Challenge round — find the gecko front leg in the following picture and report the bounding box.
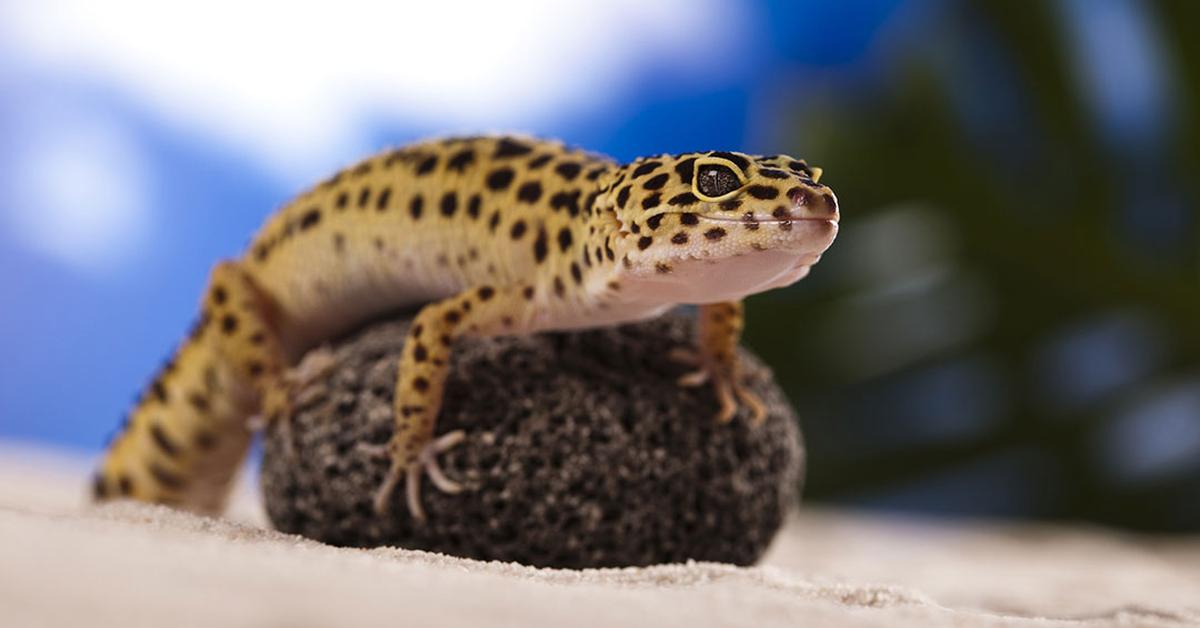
[373,284,532,520]
[675,301,767,425]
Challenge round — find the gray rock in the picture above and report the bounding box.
[260,312,804,567]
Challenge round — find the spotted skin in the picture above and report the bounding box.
[94,136,839,519]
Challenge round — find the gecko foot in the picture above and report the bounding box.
[370,430,466,520]
[258,347,339,459]
[675,354,767,425]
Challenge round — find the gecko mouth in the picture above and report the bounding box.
[699,212,836,226]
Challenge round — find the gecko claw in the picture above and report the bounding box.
[373,430,466,520]
[669,347,701,366]
[675,354,767,425]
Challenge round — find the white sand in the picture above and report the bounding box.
[2,442,1198,627]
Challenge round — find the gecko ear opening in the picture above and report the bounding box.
[692,157,746,201]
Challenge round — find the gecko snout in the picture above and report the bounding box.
[788,185,839,222]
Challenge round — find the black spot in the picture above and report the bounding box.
[92,474,108,499]
[517,181,543,204]
[533,227,549,263]
[151,379,168,403]
[554,161,582,181]
[643,173,669,190]
[416,155,438,175]
[443,310,462,324]
[467,194,481,220]
[188,391,210,412]
[300,207,321,230]
[637,236,653,250]
[822,192,838,213]
[582,191,599,217]
[788,160,813,176]
[668,192,698,207]
[586,166,607,181]
[383,149,405,167]
[759,168,789,179]
[772,206,790,220]
[708,151,751,170]
[448,149,475,172]
[358,186,371,208]
[557,227,573,252]
[117,475,133,496]
[410,195,424,220]
[570,262,583,284]
[150,424,180,458]
[335,191,349,210]
[440,192,458,217]
[746,185,779,200]
[671,231,689,244]
[486,168,515,191]
[412,377,430,392]
[149,463,185,490]
[221,314,238,335]
[477,286,495,301]
[616,185,631,208]
[641,193,661,210]
[195,431,217,450]
[528,154,553,169]
[549,190,581,215]
[554,276,566,297]
[645,214,664,230]
[413,344,428,362]
[376,188,391,211]
[523,286,535,300]
[719,198,743,212]
[697,164,741,198]
[630,222,640,234]
[704,227,727,240]
[655,262,672,274]
[680,212,699,225]
[511,220,527,239]
[631,160,662,178]
[494,138,533,158]
[674,157,697,185]
[211,285,227,305]
[489,211,501,233]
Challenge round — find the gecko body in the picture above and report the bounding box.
[94,135,839,517]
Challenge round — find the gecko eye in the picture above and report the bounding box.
[693,158,745,200]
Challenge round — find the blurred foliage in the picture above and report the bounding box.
[745,0,1200,531]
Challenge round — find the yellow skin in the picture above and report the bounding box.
[93,136,840,519]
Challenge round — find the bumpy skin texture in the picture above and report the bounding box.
[93,135,838,516]
[261,314,803,567]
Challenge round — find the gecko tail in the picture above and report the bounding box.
[92,322,256,514]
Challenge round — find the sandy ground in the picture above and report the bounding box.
[2,442,1199,628]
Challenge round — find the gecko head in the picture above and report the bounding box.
[606,151,839,304]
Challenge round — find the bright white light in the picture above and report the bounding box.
[2,108,152,275]
[0,0,742,183]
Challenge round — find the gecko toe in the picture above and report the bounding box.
[375,431,467,520]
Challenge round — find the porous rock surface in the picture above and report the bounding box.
[261,312,804,568]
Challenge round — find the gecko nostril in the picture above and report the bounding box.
[787,186,809,207]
